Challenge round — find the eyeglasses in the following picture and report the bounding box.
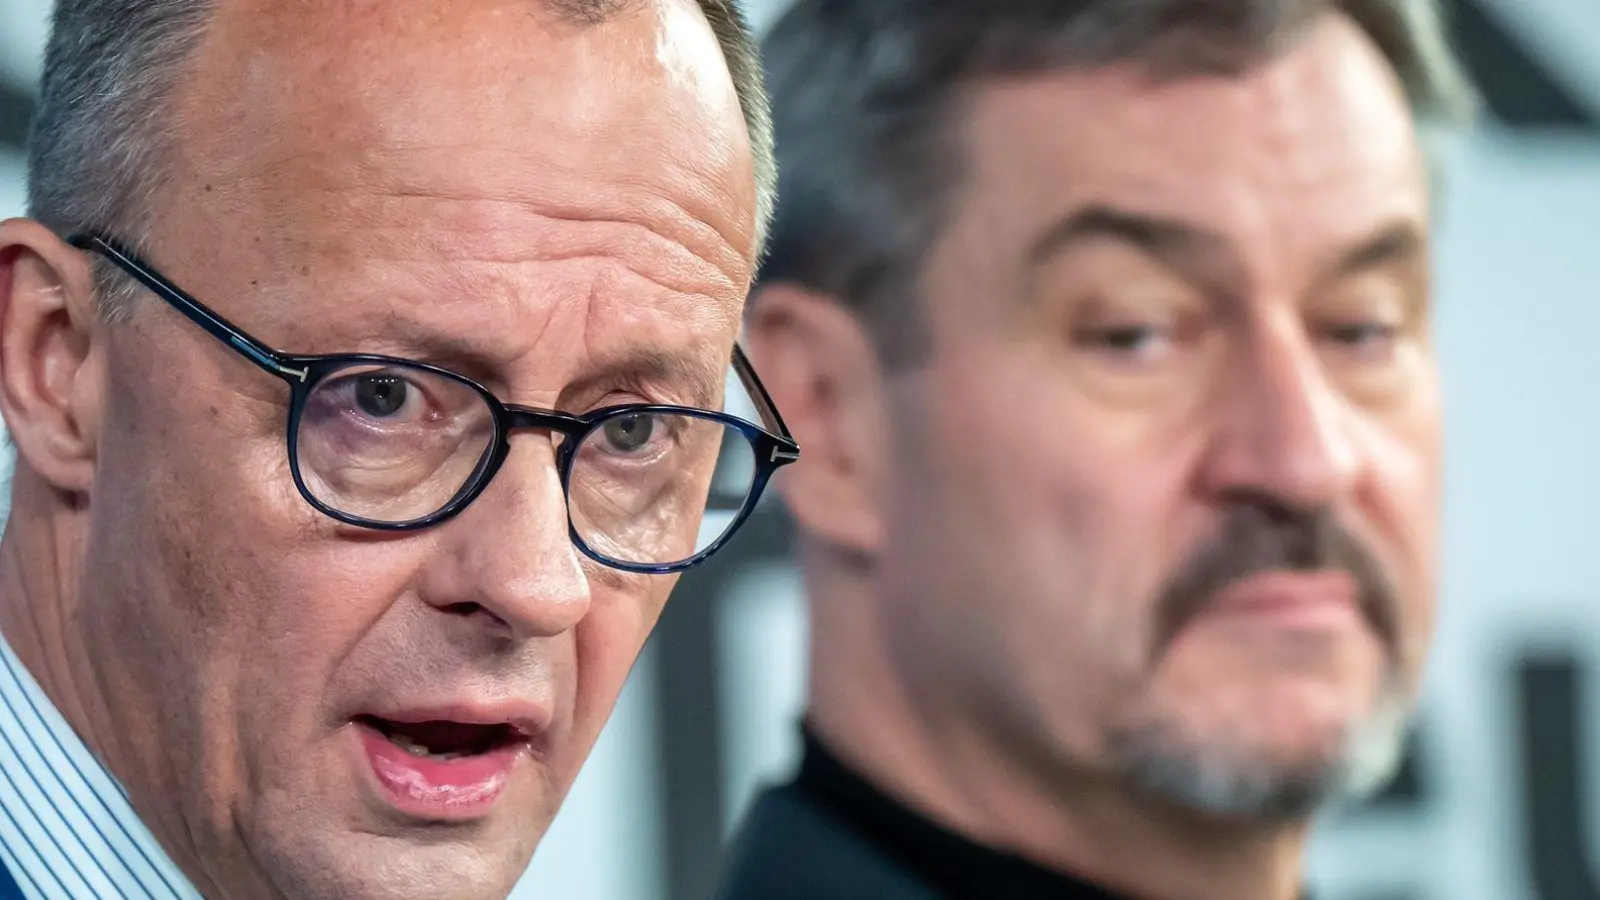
[68,232,800,574]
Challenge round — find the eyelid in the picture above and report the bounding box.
[1072,303,1207,342]
[1067,278,1211,320]
[1310,310,1410,345]
[1314,270,1420,317]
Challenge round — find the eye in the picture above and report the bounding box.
[353,373,414,419]
[313,367,442,428]
[1314,308,1409,368]
[1061,280,1206,373]
[1075,323,1174,359]
[1313,272,1418,367]
[1323,321,1400,352]
[1069,307,1203,371]
[600,414,660,455]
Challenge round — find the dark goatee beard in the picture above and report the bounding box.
[1112,498,1412,821]
[1106,676,1412,823]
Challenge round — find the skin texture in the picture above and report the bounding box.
[0,0,756,898]
[750,12,1435,900]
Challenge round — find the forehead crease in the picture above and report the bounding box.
[314,250,730,340]
[367,160,750,290]
[242,181,744,316]
[966,23,1424,264]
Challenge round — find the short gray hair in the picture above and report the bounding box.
[25,0,774,318]
[26,0,212,318]
[757,0,1478,368]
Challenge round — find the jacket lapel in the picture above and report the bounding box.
[0,855,24,900]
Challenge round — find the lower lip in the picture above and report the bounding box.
[353,722,525,822]
[1205,571,1363,629]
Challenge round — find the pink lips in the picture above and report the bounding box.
[1204,570,1363,630]
[352,718,531,822]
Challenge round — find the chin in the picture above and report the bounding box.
[247,810,542,900]
[267,843,532,900]
[1107,677,1414,822]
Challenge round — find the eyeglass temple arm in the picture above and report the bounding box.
[71,233,801,428]
[66,233,310,383]
[731,342,796,448]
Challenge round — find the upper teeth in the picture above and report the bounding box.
[390,734,431,756]
[390,733,469,760]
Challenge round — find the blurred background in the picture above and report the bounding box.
[2,0,1599,898]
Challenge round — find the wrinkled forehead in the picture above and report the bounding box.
[172,0,753,239]
[953,12,1428,285]
[142,0,754,388]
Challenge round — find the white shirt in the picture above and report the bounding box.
[0,632,200,899]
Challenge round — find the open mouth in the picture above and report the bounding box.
[351,709,540,819]
[355,714,527,761]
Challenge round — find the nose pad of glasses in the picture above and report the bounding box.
[502,407,584,432]
[500,407,587,468]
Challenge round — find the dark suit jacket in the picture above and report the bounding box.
[0,858,24,900]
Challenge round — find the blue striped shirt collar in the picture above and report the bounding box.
[0,631,200,899]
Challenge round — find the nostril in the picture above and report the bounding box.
[437,602,513,634]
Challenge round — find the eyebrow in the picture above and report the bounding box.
[566,346,727,410]
[1027,204,1428,295]
[1027,204,1243,294]
[1320,221,1428,283]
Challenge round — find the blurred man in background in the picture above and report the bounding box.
[722,0,1475,897]
[0,0,794,898]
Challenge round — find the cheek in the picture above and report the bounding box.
[99,381,363,673]
[90,348,413,752]
[1005,438,1210,711]
[86,355,290,680]
[90,342,310,623]
[944,354,1205,641]
[561,571,668,773]
[78,402,365,835]
[1359,410,1441,667]
[884,357,1203,723]
[238,544,417,705]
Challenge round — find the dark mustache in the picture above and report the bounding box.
[1152,502,1400,660]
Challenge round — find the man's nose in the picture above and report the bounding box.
[1198,316,1361,510]
[421,436,592,641]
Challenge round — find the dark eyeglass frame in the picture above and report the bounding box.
[67,231,800,575]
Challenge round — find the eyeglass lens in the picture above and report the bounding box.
[292,362,759,567]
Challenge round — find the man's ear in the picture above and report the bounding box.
[746,282,888,558]
[0,219,105,493]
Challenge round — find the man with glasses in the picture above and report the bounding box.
[721,0,1474,898]
[0,0,786,898]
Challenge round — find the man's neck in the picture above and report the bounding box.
[0,484,107,766]
[806,566,1309,900]
[0,479,233,900]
